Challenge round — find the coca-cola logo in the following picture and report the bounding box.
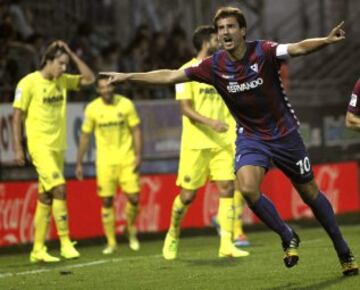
[137,177,161,232]
[291,165,339,219]
[113,192,127,233]
[0,183,38,245]
[113,176,162,233]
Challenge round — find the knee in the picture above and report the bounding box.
[218,182,235,198]
[237,182,258,197]
[127,194,139,206]
[102,197,113,208]
[237,183,260,204]
[295,180,319,204]
[180,189,196,205]
[38,193,52,205]
[51,185,66,200]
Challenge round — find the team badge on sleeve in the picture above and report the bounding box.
[349,93,358,107]
[175,83,185,93]
[15,89,22,101]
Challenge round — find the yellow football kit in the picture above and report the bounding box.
[163,58,249,261]
[175,58,236,190]
[13,71,81,192]
[82,95,141,196]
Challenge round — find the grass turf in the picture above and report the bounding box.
[0,224,359,290]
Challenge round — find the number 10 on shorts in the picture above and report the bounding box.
[296,157,311,175]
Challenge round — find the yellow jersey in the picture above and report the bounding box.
[82,95,140,165]
[13,71,80,151]
[175,58,235,149]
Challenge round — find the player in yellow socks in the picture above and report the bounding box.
[162,26,249,260]
[13,41,95,263]
[76,77,142,255]
[211,125,250,247]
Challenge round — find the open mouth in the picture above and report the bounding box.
[223,36,233,46]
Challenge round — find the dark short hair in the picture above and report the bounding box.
[213,7,247,31]
[40,43,67,68]
[192,25,216,52]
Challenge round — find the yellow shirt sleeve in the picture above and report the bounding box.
[82,105,95,133]
[126,100,140,128]
[13,77,32,112]
[62,74,81,91]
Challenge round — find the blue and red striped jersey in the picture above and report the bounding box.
[347,79,360,116]
[185,40,300,140]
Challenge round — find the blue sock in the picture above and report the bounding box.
[306,192,349,256]
[249,194,293,243]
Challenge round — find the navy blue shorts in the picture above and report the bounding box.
[235,130,314,184]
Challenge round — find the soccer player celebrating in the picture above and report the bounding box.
[13,41,95,262]
[161,25,249,259]
[101,7,358,276]
[345,78,360,131]
[75,77,142,255]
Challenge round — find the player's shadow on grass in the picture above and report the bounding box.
[266,276,354,290]
[182,257,245,268]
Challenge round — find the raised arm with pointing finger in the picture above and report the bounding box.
[103,6,358,276]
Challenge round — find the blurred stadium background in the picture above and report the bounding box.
[0,0,360,286]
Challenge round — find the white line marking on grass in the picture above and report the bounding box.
[0,254,162,279]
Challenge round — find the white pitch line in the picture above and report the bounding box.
[0,254,162,279]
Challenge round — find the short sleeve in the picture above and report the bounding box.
[82,105,95,133]
[13,77,32,112]
[348,79,360,115]
[260,40,286,66]
[126,100,141,128]
[62,74,81,91]
[184,56,213,85]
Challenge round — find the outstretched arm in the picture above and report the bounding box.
[100,69,189,85]
[287,21,345,57]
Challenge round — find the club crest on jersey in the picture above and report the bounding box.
[184,175,191,183]
[349,93,357,107]
[221,74,236,80]
[250,63,259,73]
[227,77,264,93]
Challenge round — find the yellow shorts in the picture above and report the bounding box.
[96,162,140,197]
[176,145,235,190]
[29,149,65,193]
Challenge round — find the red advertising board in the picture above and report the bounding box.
[0,162,359,247]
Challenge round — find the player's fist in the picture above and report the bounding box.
[14,148,25,166]
[210,120,229,133]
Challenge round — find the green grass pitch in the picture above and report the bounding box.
[0,225,359,290]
